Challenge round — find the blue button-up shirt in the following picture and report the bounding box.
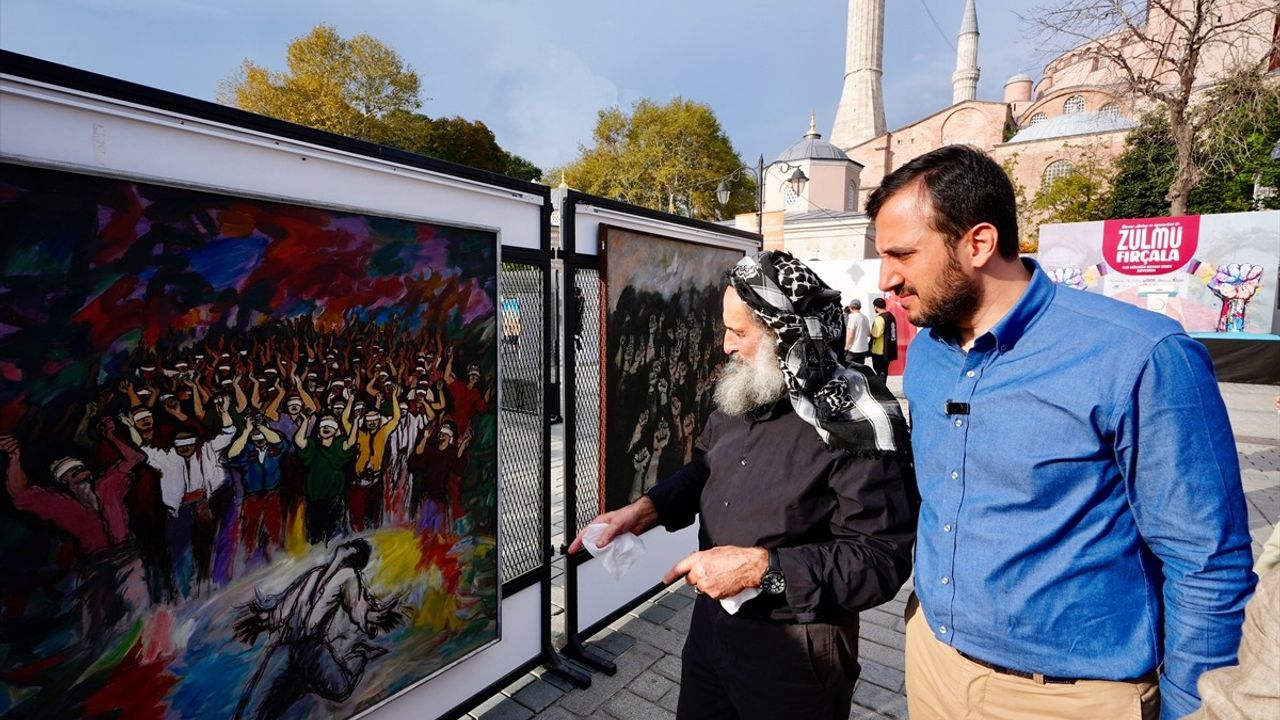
[226,440,285,495]
[906,260,1254,719]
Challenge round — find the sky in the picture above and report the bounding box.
[0,0,1046,174]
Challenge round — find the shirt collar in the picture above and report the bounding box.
[927,258,1053,352]
[746,395,791,422]
[987,258,1054,350]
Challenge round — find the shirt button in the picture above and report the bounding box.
[939,625,948,634]
[966,370,975,378]
[954,419,963,428]
[724,500,730,507]
[943,524,952,532]
[950,471,959,479]
[941,576,950,585]
[739,458,746,466]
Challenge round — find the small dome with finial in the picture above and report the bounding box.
[776,112,851,163]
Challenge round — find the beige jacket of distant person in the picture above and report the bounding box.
[1181,567,1279,719]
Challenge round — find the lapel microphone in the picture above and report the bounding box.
[944,401,970,416]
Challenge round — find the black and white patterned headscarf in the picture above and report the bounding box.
[727,251,908,455]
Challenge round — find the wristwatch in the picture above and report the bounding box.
[760,548,787,595]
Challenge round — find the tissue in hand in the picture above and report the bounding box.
[581,523,646,580]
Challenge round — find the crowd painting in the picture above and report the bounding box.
[0,163,500,719]
[598,225,743,512]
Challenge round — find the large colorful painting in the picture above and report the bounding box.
[0,163,500,719]
[598,226,742,512]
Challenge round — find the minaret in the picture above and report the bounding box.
[830,0,886,150]
[952,0,980,104]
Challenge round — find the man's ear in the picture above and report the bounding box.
[965,222,1001,270]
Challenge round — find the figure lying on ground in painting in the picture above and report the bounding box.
[232,538,411,720]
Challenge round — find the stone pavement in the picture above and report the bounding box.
[468,380,1280,720]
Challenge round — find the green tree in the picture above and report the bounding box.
[1194,67,1280,213]
[376,112,544,180]
[502,153,543,183]
[1031,144,1113,226]
[218,24,421,139]
[1105,114,1177,219]
[553,98,756,220]
[1026,0,1276,215]
[219,25,543,182]
[1106,68,1280,218]
[1000,155,1039,254]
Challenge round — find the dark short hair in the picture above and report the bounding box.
[866,145,1019,260]
[872,298,887,309]
[339,538,372,570]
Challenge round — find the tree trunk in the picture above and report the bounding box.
[1165,103,1201,217]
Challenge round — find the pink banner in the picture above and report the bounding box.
[1102,216,1200,275]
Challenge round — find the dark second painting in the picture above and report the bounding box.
[599,225,742,512]
[0,163,500,719]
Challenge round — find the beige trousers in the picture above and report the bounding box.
[904,594,1160,720]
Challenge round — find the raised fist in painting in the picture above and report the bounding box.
[1207,263,1263,333]
[1047,266,1086,291]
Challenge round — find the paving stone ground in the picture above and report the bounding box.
[470,380,1280,719]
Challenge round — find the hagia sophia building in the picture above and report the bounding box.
[736,0,1280,262]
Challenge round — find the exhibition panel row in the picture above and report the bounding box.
[0,51,761,720]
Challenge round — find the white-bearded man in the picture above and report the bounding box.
[571,251,918,720]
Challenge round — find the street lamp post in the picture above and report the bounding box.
[716,154,809,235]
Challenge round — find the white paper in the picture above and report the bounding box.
[582,523,646,580]
[719,587,760,615]
[582,523,761,613]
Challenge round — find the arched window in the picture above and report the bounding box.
[1029,112,1048,126]
[1063,95,1085,114]
[1099,102,1121,119]
[1043,160,1075,185]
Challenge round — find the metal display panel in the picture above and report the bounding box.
[0,52,567,720]
[560,190,759,672]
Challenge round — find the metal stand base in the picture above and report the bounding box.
[542,643,591,688]
[564,635,617,675]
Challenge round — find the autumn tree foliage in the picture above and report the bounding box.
[553,98,757,221]
[218,25,541,181]
[1025,0,1278,215]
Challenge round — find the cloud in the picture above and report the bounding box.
[488,41,618,171]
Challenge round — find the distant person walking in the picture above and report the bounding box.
[843,300,870,366]
[868,297,897,379]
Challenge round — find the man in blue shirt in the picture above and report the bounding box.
[866,145,1254,720]
[227,417,286,564]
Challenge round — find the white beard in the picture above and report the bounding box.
[713,340,787,416]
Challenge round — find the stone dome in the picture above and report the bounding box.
[1005,73,1033,85]
[775,114,852,163]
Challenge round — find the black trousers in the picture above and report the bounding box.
[870,353,891,380]
[677,594,860,720]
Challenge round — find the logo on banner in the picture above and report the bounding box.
[1102,216,1200,275]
